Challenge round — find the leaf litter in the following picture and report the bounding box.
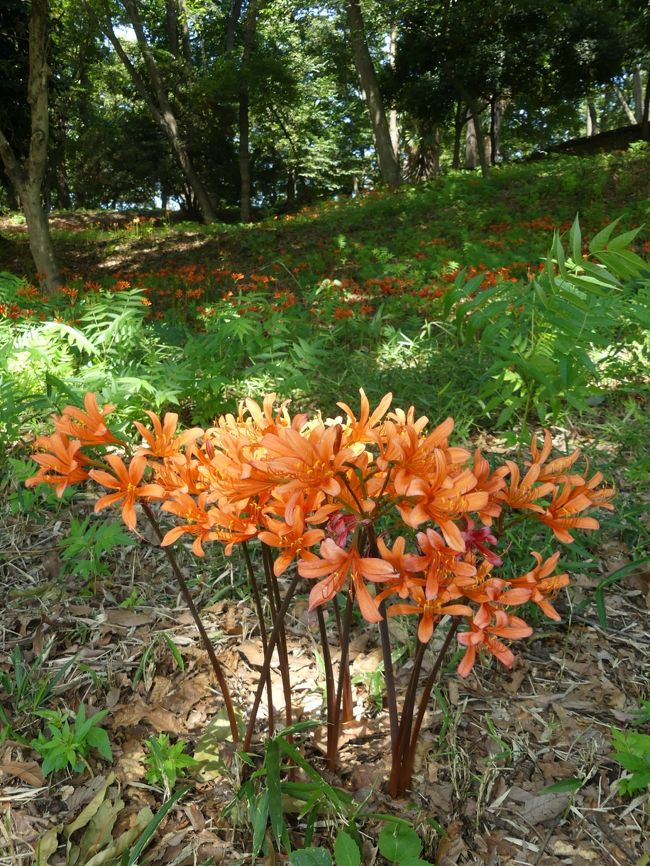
[0,431,648,866]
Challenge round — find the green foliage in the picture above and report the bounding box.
[610,728,650,795]
[0,644,76,740]
[59,516,135,589]
[144,734,198,798]
[443,216,650,426]
[31,704,113,775]
[378,821,434,866]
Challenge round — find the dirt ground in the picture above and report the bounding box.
[0,490,648,866]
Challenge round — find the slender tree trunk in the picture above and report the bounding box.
[642,71,650,139]
[490,97,506,164]
[466,98,489,176]
[388,20,399,161]
[586,101,597,137]
[452,100,464,169]
[239,93,251,222]
[633,65,644,124]
[613,81,637,125]
[0,0,60,292]
[464,113,477,169]
[346,0,400,187]
[106,0,217,223]
[238,0,258,223]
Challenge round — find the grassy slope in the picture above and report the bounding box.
[1,150,648,434]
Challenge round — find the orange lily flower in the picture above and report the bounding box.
[388,586,472,643]
[536,483,600,542]
[26,433,89,497]
[509,551,569,620]
[495,461,555,513]
[53,392,121,445]
[336,388,393,444]
[134,411,203,458]
[529,430,582,483]
[207,503,258,554]
[161,492,216,556]
[409,528,476,600]
[298,539,397,622]
[457,606,532,678]
[259,507,325,575]
[89,454,164,530]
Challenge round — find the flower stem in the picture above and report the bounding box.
[261,543,293,730]
[389,637,426,798]
[142,502,239,742]
[316,607,336,771]
[241,542,274,736]
[331,590,354,763]
[243,575,300,752]
[333,596,353,722]
[399,620,460,796]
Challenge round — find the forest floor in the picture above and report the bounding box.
[1,152,649,865]
[1,451,648,866]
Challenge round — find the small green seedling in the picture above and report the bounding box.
[611,728,650,795]
[145,734,197,798]
[31,704,113,775]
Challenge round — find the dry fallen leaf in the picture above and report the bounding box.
[0,760,45,787]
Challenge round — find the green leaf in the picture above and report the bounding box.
[266,739,284,849]
[122,785,189,866]
[334,829,360,866]
[378,822,422,863]
[569,214,582,263]
[289,848,333,866]
[251,790,269,859]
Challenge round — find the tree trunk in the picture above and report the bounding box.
[464,113,477,169]
[108,0,217,223]
[633,65,644,124]
[388,20,399,161]
[613,82,636,125]
[239,92,251,222]
[586,101,598,137]
[346,0,400,188]
[465,97,489,177]
[490,97,506,164]
[0,0,60,292]
[238,0,258,223]
[452,100,464,169]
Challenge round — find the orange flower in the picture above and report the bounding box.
[259,507,324,575]
[536,483,600,543]
[90,454,164,530]
[54,392,121,446]
[336,388,392,444]
[509,551,569,620]
[298,539,396,622]
[26,433,89,497]
[529,430,582,483]
[457,606,532,678]
[388,585,472,643]
[160,492,216,556]
[409,528,476,600]
[134,411,203,458]
[495,461,554,513]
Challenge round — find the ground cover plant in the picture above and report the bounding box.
[0,151,648,865]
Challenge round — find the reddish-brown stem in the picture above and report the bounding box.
[261,543,293,730]
[316,607,337,770]
[332,590,354,761]
[243,575,300,752]
[398,620,460,796]
[389,638,427,798]
[365,523,398,752]
[241,542,274,736]
[142,502,239,742]
[333,596,354,722]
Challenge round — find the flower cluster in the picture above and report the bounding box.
[27,391,613,679]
